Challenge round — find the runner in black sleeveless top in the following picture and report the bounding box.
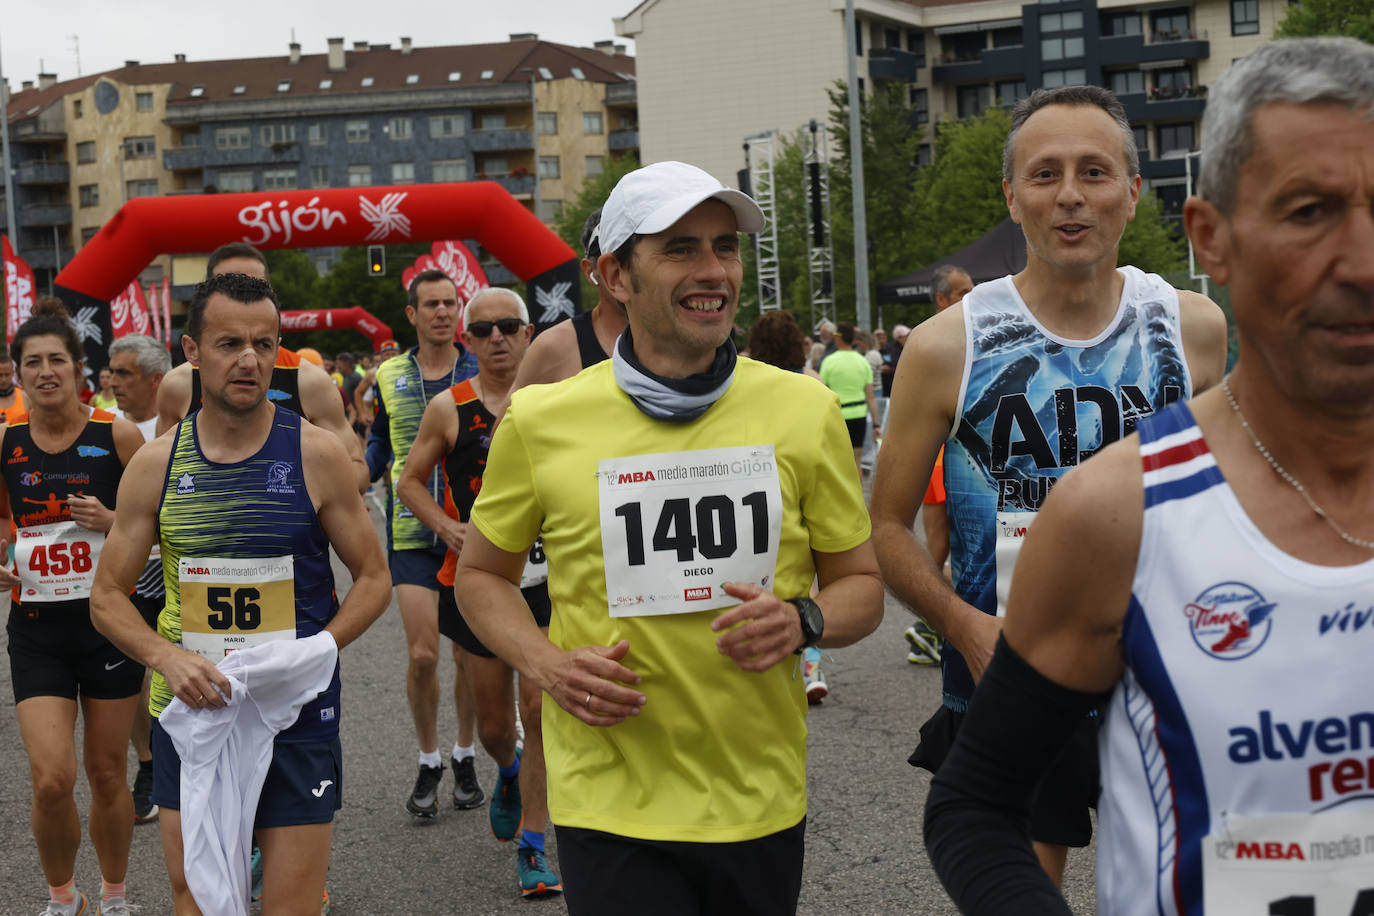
[570,311,608,369]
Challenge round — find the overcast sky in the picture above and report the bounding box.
[2,0,638,88]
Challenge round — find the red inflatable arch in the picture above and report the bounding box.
[52,182,580,369]
[280,307,392,351]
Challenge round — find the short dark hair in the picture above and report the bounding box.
[186,273,281,342]
[582,207,603,260]
[836,322,856,345]
[408,268,455,308]
[12,296,84,365]
[206,242,269,280]
[336,351,355,365]
[1003,85,1139,181]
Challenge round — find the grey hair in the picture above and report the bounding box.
[1199,37,1374,214]
[932,264,971,297]
[1003,85,1139,182]
[462,287,530,332]
[108,333,172,376]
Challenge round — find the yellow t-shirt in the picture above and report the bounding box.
[471,356,871,842]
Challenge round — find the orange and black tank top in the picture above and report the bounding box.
[190,346,303,416]
[436,379,494,587]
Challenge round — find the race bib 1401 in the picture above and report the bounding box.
[598,445,782,617]
[1203,809,1374,916]
[179,556,296,660]
[15,521,104,602]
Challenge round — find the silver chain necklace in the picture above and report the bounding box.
[1222,375,1374,550]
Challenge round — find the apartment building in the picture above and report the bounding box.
[616,0,1282,216]
[2,35,638,293]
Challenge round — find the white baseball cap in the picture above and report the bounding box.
[598,161,765,255]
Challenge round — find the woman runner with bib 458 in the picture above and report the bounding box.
[1,298,146,916]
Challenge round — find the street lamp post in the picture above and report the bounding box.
[518,67,543,222]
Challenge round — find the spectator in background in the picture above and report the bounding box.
[880,325,910,397]
[748,310,815,378]
[816,319,838,369]
[819,322,881,472]
[92,366,119,412]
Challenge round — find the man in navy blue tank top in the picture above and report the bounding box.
[922,38,1374,915]
[873,84,1229,886]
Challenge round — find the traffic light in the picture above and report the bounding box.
[367,245,386,277]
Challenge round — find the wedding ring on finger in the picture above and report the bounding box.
[585,692,593,710]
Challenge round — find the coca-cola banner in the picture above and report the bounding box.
[279,306,392,351]
[3,235,36,344]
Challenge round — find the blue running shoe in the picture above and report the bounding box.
[517,846,563,898]
[489,751,523,842]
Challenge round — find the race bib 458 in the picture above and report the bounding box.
[598,446,782,617]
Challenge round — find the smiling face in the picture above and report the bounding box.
[18,334,81,410]
[600,200,742,377]
[1004,103,1141,278]
[1188,102,1374,406]
[408,277,461,348]
[185,293,281,415]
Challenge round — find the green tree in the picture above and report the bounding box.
[1117,192,1189,276]
[1277,0,1374,43]
[281,243,431,354]
[552,153,640,310]
[907,106,1012,265]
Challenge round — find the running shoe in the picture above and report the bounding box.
[489,751,523,842]
[904,620,942,665]
[97,898,137,915]
[406,763,445,819]
[41,893,87,916]
[451,756,485,810]
[802,648,828,705]
[516,846,563,898]
[250,846,263,901]
[132,761,157,824]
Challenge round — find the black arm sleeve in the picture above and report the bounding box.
[923,635,1113,915]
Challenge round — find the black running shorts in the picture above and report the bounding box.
[7,606,144,703]
[843,416,867,448]
[910,704,1099,848]
[439,581,551,658]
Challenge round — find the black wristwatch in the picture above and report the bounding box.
[788,597,825,652]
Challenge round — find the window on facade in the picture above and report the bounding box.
[1042,68,1087,88]
[586,155,604,177]
[479,112,506,130]
[392,162,416,184]
[448,71,462,82]
[405,74,420,85]
[570,67,586,80]
[360,77,375,87]
[1154,182,1187,219]
[73,99,83,118]
[1103,12,1142,36]
[261,123,297,145]
[136,92,153,111]
[263,168,298,190]
[1110,70,1145,95]
[308,123,326,145]
[582,112,604,134]
[276,80,291,93]
[126,179,159,198]
[1231,0,1260,34]
[1132,125,1149,157]
[916,144,933,167]
[945,32,985,63]
[347,165,372,186]
[910,87,929,124]
[1154,66,1193,97]
[535,112,558,135]
[1041,11,1084,32]
[908,30,926,67]
[1157,122,1195,153]
[432,159,468,182]
[957,85,990,119]
[1042,35,1086,60]
[79,184,99,207]
[190,86,206,97]
[885,27,901,48]
[430,115,465,138]
[482,157,509,176]
[538,199,563,221]
[124,136,156,159]
[389,117,413,140]
[1151,8,1191,40]
[310,165,330,188]
[319,79,333,91]
[217,171,253,192]
[539,67,554,80]
[183,132,201,148]
[217,127,250,150]
[76,141,96,164]
[997,80,1028,106]
[538,156,561,179]
[232,85,246,95]
[81,226,100,244]
[480,70,494,80]
[991,27,1023,48]
[345,120,369,143]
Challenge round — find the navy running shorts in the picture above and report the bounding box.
[150,719,343,827]
[439,581,551,658]
[7,606,144,703]
[556,819,806,916]
[388,546,446,590]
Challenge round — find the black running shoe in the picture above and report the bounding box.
[133,760,158,823]
[405,763,444,818]
[452,756,485,810]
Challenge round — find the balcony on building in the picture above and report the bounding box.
[202,144,303,168]
[18,244,76,270]
[17,203,73,227]
[469,128,533,152]
[1100,26,1209,67]
[488,173,536,196]
[605,83,637,107]
[17,160,70,185]
[931,22,1025,83]
[1117,88,1207,122]
[869,48,917,83]
[164,146,206,170]
[608,128,639,152]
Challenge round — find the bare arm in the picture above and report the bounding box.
[68,416,147,534]
[396,395,462,551]
[0,433,19,589]
[865,382,881,438]
[302,423,390,649]
[457,527,647,727]
[91,438,234,706]
[512,323,582,392]
[352,368,376,420]
[1178,289,1229,394]
[871,306,1002,680]
[299,359,368,493]
[155,362,193,436]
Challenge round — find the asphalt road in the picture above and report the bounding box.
[0,501,1098,915]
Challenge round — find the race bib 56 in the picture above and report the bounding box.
[179,556,295,660]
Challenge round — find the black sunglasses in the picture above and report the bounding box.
[466,318,525,338]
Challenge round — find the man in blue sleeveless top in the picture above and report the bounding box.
[923,37,1374,915]
[93,273,390,916]
[872,85,1228,886]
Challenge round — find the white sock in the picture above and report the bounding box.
[452,742,475,763]
[419,749,442,768]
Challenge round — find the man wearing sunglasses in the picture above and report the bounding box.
[365,269,483,820]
